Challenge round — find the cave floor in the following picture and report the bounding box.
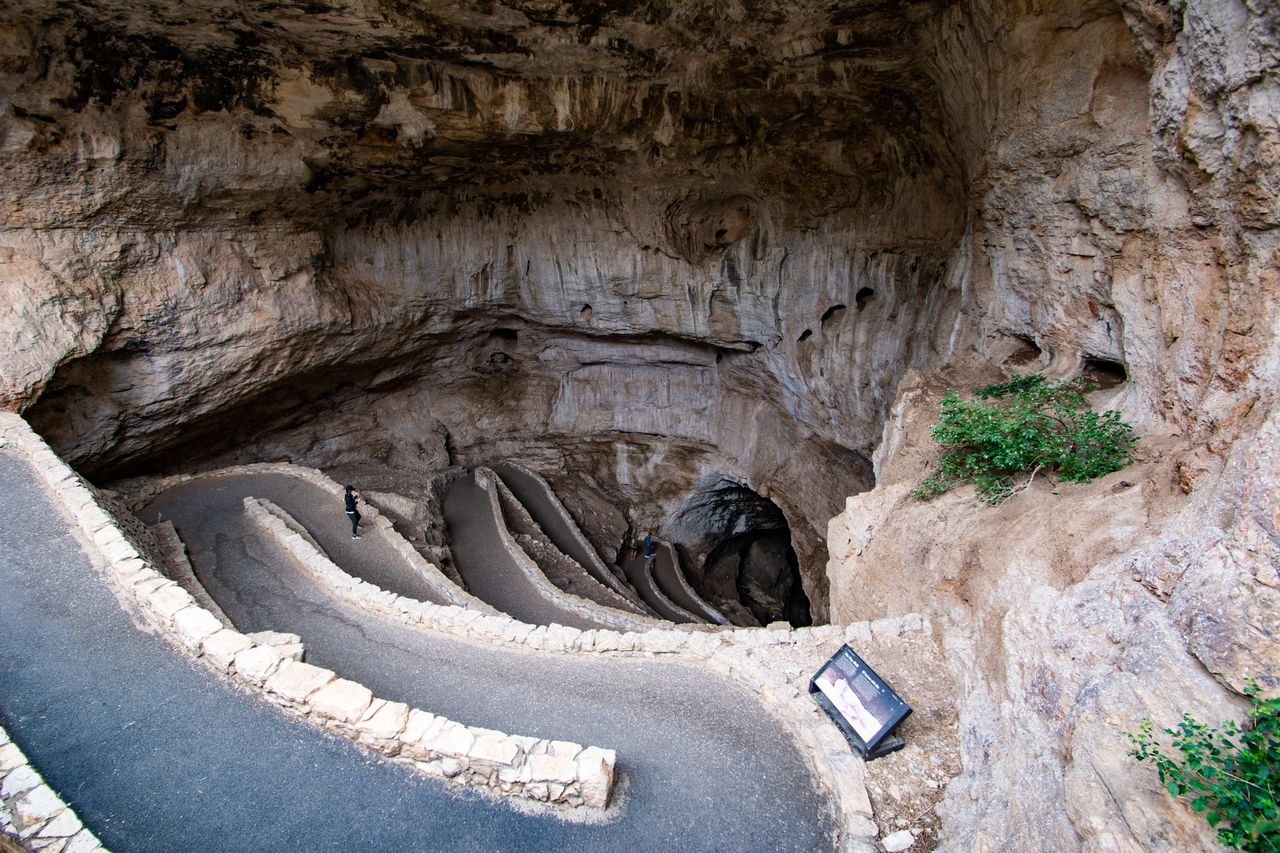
[0,453,836,851]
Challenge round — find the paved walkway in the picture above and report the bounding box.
[139,468,835,851]
[0,451,593,852]
[442,472,612,630]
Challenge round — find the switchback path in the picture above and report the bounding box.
[442,472,612,630]
[139,468,835,851]
[0,450,597,853]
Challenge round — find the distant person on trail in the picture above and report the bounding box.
[642,531,656,570]
[344,485,362,539]
[625,532,639,561]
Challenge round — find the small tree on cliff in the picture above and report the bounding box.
[912,374,1138,504]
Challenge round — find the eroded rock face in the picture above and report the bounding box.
[1,0,1278,848]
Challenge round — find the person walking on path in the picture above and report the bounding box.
[344,485,362,539]
[642,531,656,571]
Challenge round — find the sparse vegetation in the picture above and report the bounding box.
[913,374,1138,504]
[1127,686,1280,852]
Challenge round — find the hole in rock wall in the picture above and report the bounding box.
[821,304,847,327]
[798,328,813,343]
[855,288,875,311]
[1081,357,1127,389]
[1003,334,1043,367]
[673,477,810,628]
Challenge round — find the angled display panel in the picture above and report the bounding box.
[809,644,911,760]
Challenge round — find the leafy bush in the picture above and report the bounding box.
[1127,687,1280,852]
[912,374,1137,504]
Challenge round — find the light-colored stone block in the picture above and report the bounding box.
[0,742,24,771]
[147,584,196,619]
[233,645,283,683]
[427,721,476,757]
[469,735,519,766]
[101,539,139,564]
[202,629,254,671]
[246,630,302,647]
[265,660,335,704]
[172,606,222,649]
[37,807,82,839]
[2,764,41,797]
[402,709,437,745]
[548,740,582,760]
[15,786,64,824]
[359,701,409,741]
[64,828,101,853]
[576,747,616,808]
[528,753,577,784]
[309,678,373,723]
[881,829,915,852]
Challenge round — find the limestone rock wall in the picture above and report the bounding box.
[823,0,1279,847]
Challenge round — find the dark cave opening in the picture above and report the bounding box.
[674,477,812,628]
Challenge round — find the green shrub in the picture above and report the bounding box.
[1127,687,1280,852]
[912,374,1137,504]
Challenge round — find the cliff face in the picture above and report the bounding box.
[1,0,1277,846]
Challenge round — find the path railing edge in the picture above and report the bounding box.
[6,422,920,852]
[0,417,615,813]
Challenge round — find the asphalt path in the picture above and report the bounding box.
[620,552,697,623]
[141,468,835,851]
[1,450,647,853]
[442,473,611,630]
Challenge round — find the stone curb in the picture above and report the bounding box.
[475,467,675,633]
[655,541,732,625]
[150,519,233,628]
[493,462,650,608]
[5,416,930,851]
[135,462,497,614]
[0,723,108,852]
[0,417,614,812]
[240,473,932,852]
[491,470,650,618]
[637,548,703,623]
[243,495,616,807]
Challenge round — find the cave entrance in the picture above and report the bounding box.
[674,477,812,628]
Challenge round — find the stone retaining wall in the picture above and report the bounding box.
[1,416,614,813]
[240,467,912,852]
[10,416,916,852]
[150,520,232,628]
[475,467,673,633]
[0,724,107,853]
[656,542,732,625]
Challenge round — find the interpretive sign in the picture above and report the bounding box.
[809,644,911,760]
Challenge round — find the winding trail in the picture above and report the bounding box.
[620,552,699,623]
[653,544,732,626]
[136,468,834,850]
[442,472,612,630]
[492,463,639,605]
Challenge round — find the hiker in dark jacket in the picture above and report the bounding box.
[344,485,362,539]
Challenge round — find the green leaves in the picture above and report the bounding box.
[912,374,1138,504]
[1127,685,1280,852]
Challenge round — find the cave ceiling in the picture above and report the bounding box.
[3,0,961,226]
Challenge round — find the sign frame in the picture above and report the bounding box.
[808,644,911,760]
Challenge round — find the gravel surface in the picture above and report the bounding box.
[140,468,836,851]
